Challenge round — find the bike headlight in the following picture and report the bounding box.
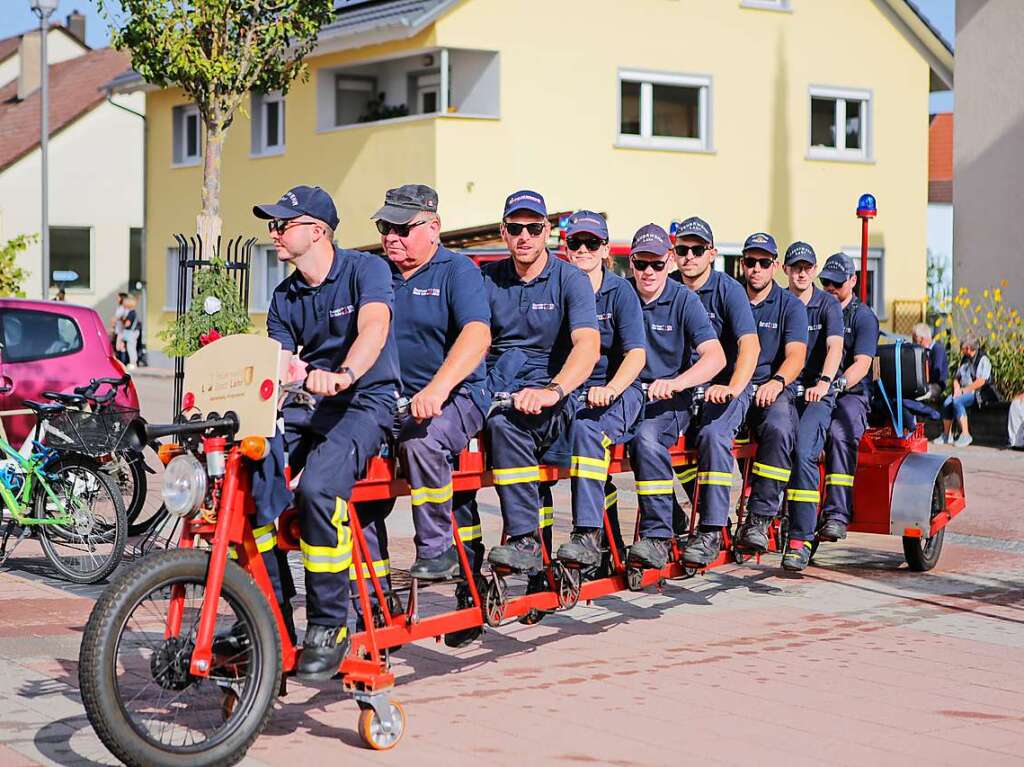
[162,454,208,518]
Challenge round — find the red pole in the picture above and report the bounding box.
[860,216,869,304]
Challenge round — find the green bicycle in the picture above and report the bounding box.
[0,400,127,584]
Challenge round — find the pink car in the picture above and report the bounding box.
[0,299,140,448]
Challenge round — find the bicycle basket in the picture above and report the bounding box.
[42,406,141,456]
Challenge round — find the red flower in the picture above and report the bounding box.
[200,328,222,347]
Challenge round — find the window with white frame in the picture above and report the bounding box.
[840,246,885,318]
[251,91,285,155]
[251,246,291,312]
[334,75,378,127]
[618,70,711,151]
[809,87,871,160]
[172,104,201,165]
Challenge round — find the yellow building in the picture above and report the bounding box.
[109,0,953,350]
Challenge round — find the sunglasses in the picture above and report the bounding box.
[631,257,669,273]
[268,219,316,235]
[674,244,709,259]
[743,256,775,270]
[820,278,846,289]
[504,222,546,237]
[376,219,428,237]
[567,235,607,252]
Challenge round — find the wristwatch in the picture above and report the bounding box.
[818,374,834,384]
[338,366,356,386]
[544,382,566,401]
[770,374,786,386]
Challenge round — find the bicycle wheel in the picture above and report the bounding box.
[79,549,281,767]
[110,447,168,536]
[36,455,127,584]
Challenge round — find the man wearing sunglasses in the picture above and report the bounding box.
[778,242,844,570]
[252,185,401,679]
[623,224,725,570]
[357,184,492,647]
[555,211,647,570]
[815,253,879,543]
[731,234,808,556]
[670,217,759,567]
[482,190,600,574]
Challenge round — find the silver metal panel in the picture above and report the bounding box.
[889,452,961,535]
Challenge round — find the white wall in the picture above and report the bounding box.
[927,202,953,303]
[0,28,89,89]
[0,92,145,322]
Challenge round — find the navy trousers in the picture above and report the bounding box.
[820,390,871,525]
[745,386,799,519]
[785,391,837,541]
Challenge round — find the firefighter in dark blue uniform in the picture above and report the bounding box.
[253,185,400,680]
[671,217,760,567]
[482,191,600,573]
[779,242,844,571]
[357,185,492,648]
[733,234,809,553]
[553,212,647,568]
[623,224,725,570]
[816,253,879,542]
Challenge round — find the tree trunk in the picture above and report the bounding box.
[197,122,227,259]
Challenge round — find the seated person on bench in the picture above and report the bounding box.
[251,185,401,680]
[623,224,724,570]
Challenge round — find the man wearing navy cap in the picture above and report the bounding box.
[251,185,401,679]
[354,184,492,647]
[622,224,724,569]
[816,252,879,542]
[671,216,760,567]
[778,242,844,570]
[555,212,647,570]
[482,190,600,574]
[732,234,809,555]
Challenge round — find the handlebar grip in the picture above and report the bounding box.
[144,416,238,443]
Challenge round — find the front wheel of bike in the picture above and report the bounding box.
[36,455,127,583]
[79,549,281,767]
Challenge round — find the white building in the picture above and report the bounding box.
[0,15,143,322]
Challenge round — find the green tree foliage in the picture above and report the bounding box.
[0,235,34,297]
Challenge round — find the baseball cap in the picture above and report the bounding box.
[820,252,856,282]
[742,232,778,257]
[503,189,547,218]
[630,223,671,256]
[784,241,816,266]
[253,185,339,230]
[373,184,439,224]
[676,216,714,245]
[565,210,608,240]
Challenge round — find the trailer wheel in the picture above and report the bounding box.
[902,475,946,572]
[357,700,405,750]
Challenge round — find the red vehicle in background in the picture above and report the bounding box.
[0,299,140,448]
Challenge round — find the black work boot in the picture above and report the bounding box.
[782,539,813,571]
[737,514,773,553]
[297,624,350,682]
[444,578,485,648]
[682,528,722,567]
[627,537,670,569]
[556,527,602,568]
[487,533,542,573]
[410,546,460,581]
[817,516,848,542]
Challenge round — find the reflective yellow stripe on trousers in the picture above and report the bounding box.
[301,497,352,573]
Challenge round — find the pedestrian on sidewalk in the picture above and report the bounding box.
[111,292,128,364]
[1009,393,1024,449]
[122,294,141,370]
[935,335,992,447]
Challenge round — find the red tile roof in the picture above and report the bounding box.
[0,47,131,173]
[928,113,953,204]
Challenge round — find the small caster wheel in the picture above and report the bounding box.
[556,564,581,610]
[484,576,507,627]
[683,566,698,578]
[733,548,748,565]
[358,700,406,750]
[626,567,644,592]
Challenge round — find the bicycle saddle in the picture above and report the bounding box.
[23,400,65,416]
[42,391,87,407]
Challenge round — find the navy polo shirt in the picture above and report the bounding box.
[801,286,844,385]
[750,282,808,385]
[266,246,401,405]
[588,268,646,390]
[928,340,949,385]
[482,253,598,386]
[390,246,490,396]
[632,278,717,383]
[687,269,757,385]
[840,297,880,394]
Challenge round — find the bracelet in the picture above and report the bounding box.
[818,374,833,384]
[770,374,786,386]
[338,366,356,385]
[544,382,566,401]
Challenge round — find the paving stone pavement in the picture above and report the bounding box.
[1,375,1022,765]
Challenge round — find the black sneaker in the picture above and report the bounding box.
[817,516,848,542]
[627,537,670,569]
[410,546,460,581]
[682,529,722,567]
[737,514,773,553]
[444,578,485,648]
[556,527,602,568]
[487,534,542,573]
[782,540,813,571]
[297,624,350,682]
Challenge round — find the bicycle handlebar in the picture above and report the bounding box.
[74,374,131,401]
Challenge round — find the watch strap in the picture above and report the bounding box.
[544,382,566,401]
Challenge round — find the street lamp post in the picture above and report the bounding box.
[29,0,60,299]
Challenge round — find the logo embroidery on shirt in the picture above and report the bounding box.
[412,287,441,297]
[329,305,355,317]
[597,312,613,321]
[808,323,823,332]
[758,321,779,330]
[706,311,717,321]
[531,302,556,310]
[650,323,674,332]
